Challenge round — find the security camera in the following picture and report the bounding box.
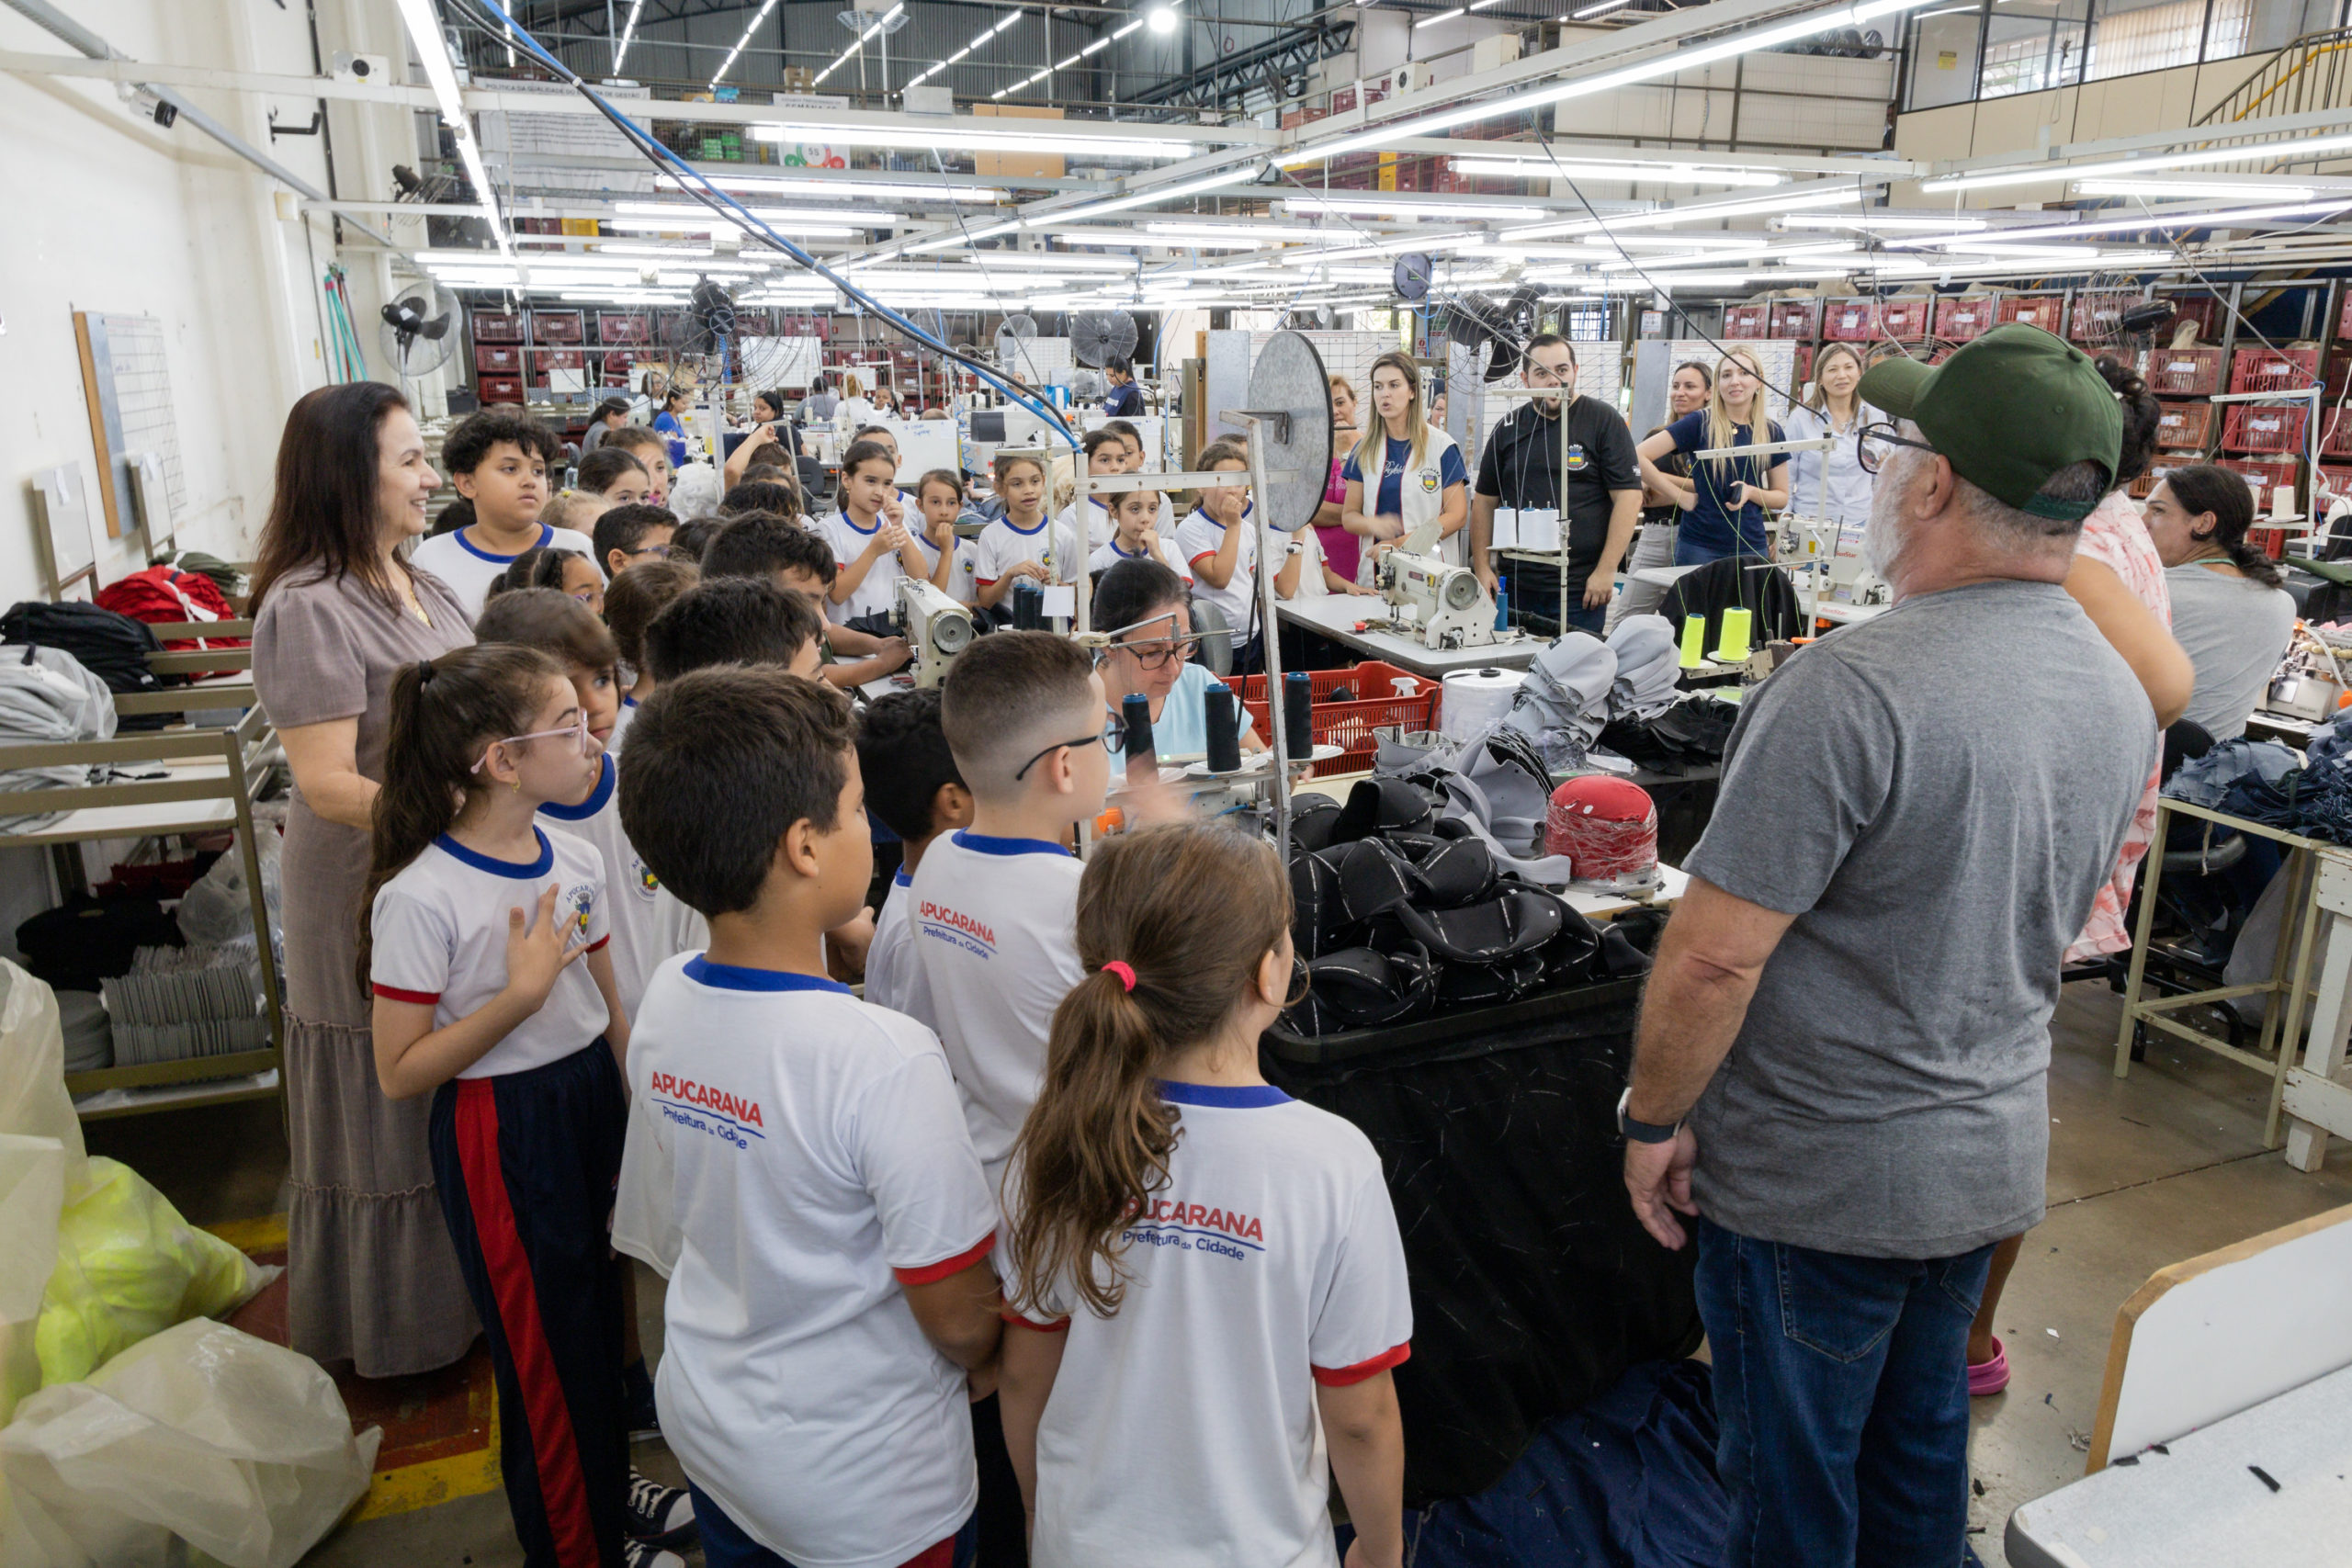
[333,51,392,83]
[118,82,177,130]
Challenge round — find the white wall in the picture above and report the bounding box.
[0,0,344,603]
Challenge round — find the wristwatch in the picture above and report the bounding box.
[1616,1088,1680,1145]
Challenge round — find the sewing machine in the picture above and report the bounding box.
[1375,521,1523,651]
[895,576,976,688]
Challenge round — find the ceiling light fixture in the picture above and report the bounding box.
[1453,155,1786,186]
[810,2,906,88]
[1281,194,1546,220]
[612,0,646,73]
[750,122,1195,158]
[1293,0,1942,164]
[712,0,785,88]
[390,0,509,256]
[2074,177,2320,200]
[1416,7,1466,26]
[1504,181,1867,240]
[1149,5,1182,30]
[1921,131,2352,193]
[1779,211,1988,231]
[1571,0,1632,15]
[656,174,1006,202]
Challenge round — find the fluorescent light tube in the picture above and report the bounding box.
[1780,212,1987,231]
[1282,194,1546,220]
[1505,181,1866,240]
[1453,155,1786,187]
[1417,7,1466,26]
[1923,131,2352,193]
[2075,178,2318,200]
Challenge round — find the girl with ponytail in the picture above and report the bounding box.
[999,822,1413,1568]
[361,641,657,1566]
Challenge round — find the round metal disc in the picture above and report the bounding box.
[1244,330,1335,534]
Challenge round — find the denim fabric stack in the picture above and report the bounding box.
[2163,731,2352,842]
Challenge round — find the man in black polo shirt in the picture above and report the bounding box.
[1469,334,1643,634]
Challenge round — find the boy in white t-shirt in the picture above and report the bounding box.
[1087,487,1190,582]
[816,438,935,626]
[997,824,1411,1568]
[854,688,974,1018]
[700,514,912,690]
[412,409,597,619]
[1173,438,1264,671]
[614,668,1002,1568]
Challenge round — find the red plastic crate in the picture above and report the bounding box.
[1934,296,1996,342]
[2339,295,2352,341]
[530,310,585,344]
[2158,295,2223,342]
[2230,345,2321,394]
[1823,299,1877,341]
[2154,400,2215,451]
[474,343,523,374]
[2129,453,2199,500]
[1723,304,1770,338]
[471,309,525,343]
[1879,299,1931,341]
[2222,404,2309,454]
[2145,346,2226,396]
[2069,291,2142,344]
[477,374,526,404]
[2321,465,2352,511]
[1235,660,1436,779]
[541,348,587,371]
[2216,457,2298,516]
[1996,296,2066,333]
[1792,344,1814,384]
[1769,299,1819,339]
[597,312,651,345]
[2323,404,2352,457]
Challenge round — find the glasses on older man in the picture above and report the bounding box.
[1855,421,1938,476]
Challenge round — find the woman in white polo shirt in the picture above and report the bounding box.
[998,825,1411,1568]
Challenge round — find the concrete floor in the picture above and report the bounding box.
[85,978,2352,1567]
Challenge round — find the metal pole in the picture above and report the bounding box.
[1074,445,1091,635]
[1241,418,1295,868]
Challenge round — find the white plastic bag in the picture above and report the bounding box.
[0,1136,66,1430]
[0,1318,380,1568]
[175,834,283,949]
[0,965,84,1175]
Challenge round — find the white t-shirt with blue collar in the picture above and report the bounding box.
[618,953,997,1568]
[367,826,610,1078]
[537,752,669,1021]
[903,829,1084,1194]
[862,866,917,1015]
[974,513,1083,589]
[816,508,937,625]
[410,523,599,621]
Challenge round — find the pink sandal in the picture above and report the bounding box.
[1968,1337,2009,1397]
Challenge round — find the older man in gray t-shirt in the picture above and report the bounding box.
[1620,325,2155,1568]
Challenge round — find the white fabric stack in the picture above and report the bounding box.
[0,645,115,834]
[1605,615,1682,720]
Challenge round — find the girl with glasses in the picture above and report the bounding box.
[359,640,648,1568]
[1093,558,1265,778]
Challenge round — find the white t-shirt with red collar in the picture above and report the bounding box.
[537,752,666,1021]
[1173,503,1259,637]
[622,954,998,1568]
[1003,1080,1413,1568]
[367,827,611,1078]
[903,829,1083,1195]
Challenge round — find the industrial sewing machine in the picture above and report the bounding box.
[1374,521,1525,651]
[1782,513,1888,620]
[895,576,976,688]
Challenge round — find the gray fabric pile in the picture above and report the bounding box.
[1502,631,1618,769]
[0,646,116,833]
[1605,615,1682,719]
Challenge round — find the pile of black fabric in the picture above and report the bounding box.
[1595,694,1741,776]
[2,600,180,730]
[1283,775,1653,1037]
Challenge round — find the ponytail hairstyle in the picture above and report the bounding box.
[356,643,563,990]
[2161,462,2282,589]
[1008,823,1293,1319]
[2095,355,2162,491]
[486,545,593,604]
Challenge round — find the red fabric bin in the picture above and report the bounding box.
[1822,299,1876,341]
[2222,404,2309,454]
[1934,297,1996,342]
[1996,296,2066,333]
[1723,305,1770,338]
[1769,299,1819,339]
[2230,346,2321,394]
[1235,660,1437,779]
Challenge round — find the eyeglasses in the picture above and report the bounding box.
[471,710,594,773]
[1115,635,1200,671]
[625,544,673,560]
[1855,421,1938,477]
[1012,716,1126,781]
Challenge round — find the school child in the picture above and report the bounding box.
[699,514,911,688]
[487,546,605,616]
[641,577,826,687]
[1173,438,1264,671]
[1101,419,1177,534]
[998,824,1411,1568]
[854,689,972,1016]
[818,439,934,624]
[601,425,674,509]
[361,643,695,1568]
[973,452,1081,609]
[849,423,921,513]
[579,448,653,511]
[1056,430,1127,548]
[1087,488,1189,582]
[412,410,596,618]
[612,667,1002,1568]
[589,496,672,584]
[469,588,677,1451]
[603,557,698,748]
[663,518,723,567]
[719,479,803,521]
[915,468,981,607]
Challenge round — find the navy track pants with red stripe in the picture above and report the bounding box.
[430,1040,629,1568]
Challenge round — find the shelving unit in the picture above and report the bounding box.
[3,626,285,1122]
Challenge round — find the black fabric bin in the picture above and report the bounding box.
[1262,977,1703,1506]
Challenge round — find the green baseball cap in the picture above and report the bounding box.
[1858,322,2121,523]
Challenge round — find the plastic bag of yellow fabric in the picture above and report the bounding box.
[0,1317,381,1568]
[34,1158,276,1389]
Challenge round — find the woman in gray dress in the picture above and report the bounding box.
[252,383,478,1377]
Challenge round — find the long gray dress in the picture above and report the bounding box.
[253,565,478,1378]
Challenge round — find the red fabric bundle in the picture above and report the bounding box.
[96,567,246,680]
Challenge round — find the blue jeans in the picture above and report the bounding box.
[1672,529,1771,568]
[1694,1215,1994,1568]
[690,1483,978,1568]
